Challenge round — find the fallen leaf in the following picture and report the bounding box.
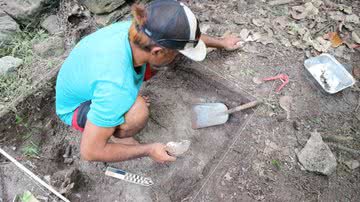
[279,96,292,120]
[352,66,360,80]
[346,14,359,24]
[240,29,250,41]
[339,5,352,14]
[291,3,319,20]
[323,32,343,47]
[252,18,265,27]
[352,31,360,44]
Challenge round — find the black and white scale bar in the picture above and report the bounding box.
[105,167,154,186]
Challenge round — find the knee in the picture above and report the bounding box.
[117,96,149,137]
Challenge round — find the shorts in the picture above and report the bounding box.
[72,101,91,132]
[71,64,152,132]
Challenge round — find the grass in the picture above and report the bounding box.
[239,68,256,76]
[271,159,281,170]
[0,29,49,104]
[22,141,40,157]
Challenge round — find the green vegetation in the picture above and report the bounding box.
[0,29,48,60]
[271,159,281,170]
[0,29,49,104]
[22,141,40,157]
[19,191,37,202]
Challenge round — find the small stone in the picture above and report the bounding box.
[252,77,263,85]
[297,132,337,175]
[252,18,264,27]
[44,175,51,183]
[344,160,360,170]
[339,5,352,14]
[224,172,232,181]
[64,158,74,164]
[240,29,250,41]
[41,15,62,35]
[293,121,300,131]
[0,56,23,75]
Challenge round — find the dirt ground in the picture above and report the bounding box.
[1,0,360,201]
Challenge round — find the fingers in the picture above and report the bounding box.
[164,154,177,162]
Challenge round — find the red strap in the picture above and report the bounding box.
[144,63,152,81]
[72,108,84,132]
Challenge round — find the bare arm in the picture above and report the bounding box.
[80,120,176,163]
[201,34,242,50]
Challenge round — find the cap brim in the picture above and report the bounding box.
[179,39,207,62]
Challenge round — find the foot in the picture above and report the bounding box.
[109,136,140,145]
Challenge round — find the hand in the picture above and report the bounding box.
[221,34,242,51]
[148,143,176,163]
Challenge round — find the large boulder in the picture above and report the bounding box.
[297,132,337,175]
[0,0,60,25]
[94,5,130,27]
[80,0,126,14]
[0,56,23,75]
[0,10,20,42]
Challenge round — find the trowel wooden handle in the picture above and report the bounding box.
[225,100,260,114]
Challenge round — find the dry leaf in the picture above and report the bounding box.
[279,96,292,120]
[324,32,343,47]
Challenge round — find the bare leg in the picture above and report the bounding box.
[111,96,149,143]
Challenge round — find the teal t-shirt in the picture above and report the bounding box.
[55,21,145,127]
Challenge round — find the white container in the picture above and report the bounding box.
[304,54,356,94]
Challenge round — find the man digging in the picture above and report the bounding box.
[56,0,241,163]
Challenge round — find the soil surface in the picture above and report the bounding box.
[1,0,360,201]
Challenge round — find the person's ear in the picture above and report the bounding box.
[150,47,164,56]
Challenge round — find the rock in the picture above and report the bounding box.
[297,132,337,175]
[339,5,352,14]
[352,31,360,44]
[51,168,80,195]
[80,0,126,14]
[165,140,191,157]
[94,5,130,27]
[344,160,360,170]
[252,77,263,85]
[239,28,250,41]
[252,18,264,27]
[33,36,65,58]
[0,56,23,75]
[268,0,293,6]
[291,3,319,20]
[346,14,359,24]
[1,0,60,25]
[0,10,20,42]
[41,15,62,35]
[224,172,232,181]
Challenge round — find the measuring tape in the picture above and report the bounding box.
[105,167,154,186]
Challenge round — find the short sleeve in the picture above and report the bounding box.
[87,81,135,127]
